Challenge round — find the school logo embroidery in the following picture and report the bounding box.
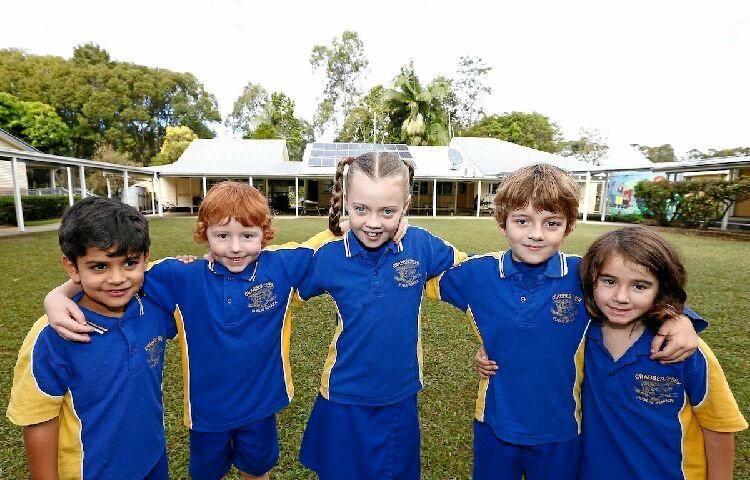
[245,282,278,312]
[393,259,420,288]
[633,373,681,405]
[550,293,582,323]
[144,336,165,368]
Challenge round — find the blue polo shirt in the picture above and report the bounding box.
[581,324,747,480]
[144,243,316,432]
[298,227,465,406]
[429,250,590,445]
[7,294,175,480]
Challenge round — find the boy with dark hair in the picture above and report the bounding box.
[7,197,175,479]
[426,164,703,479]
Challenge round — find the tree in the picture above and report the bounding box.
[464,112,563,153]
[686,147,750,159]
[225,83,269,134]
[449,56,492,133]
[310,31,369,135]
[150,125,197,166]
[631,144,676,163]
[226,87,313,161]
[72,42,110,65]
[337,85,392,143]
[0,92,72,155]
[0,47,221,161]
[383,63,451,146]
[560,128,609,165]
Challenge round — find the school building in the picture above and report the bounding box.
[2,133,749,233]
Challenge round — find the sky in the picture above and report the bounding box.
[1,0,748,157]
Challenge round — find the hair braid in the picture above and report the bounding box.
[403,159,415,188]
[329,156,355,235]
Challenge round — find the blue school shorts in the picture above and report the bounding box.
[300,394,420,480]
[188,414,279,480]
[143,448,169,480]
[473,420,581,480]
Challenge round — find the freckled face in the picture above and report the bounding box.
[345,173,409,248]
[206,218,263,273]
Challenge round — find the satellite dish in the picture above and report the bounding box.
[448,148,463,170]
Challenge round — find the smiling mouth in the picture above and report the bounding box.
[363,231,383,240]
[608,306,632,315]
[524,245,544,251]
[106,289,129,297]
[227,257,246,263]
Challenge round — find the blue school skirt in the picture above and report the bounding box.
[299,394,421,480]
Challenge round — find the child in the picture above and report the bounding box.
[578,226,747,479]
[44,181,335,480]
[7,197,175,479]
[429,164,703,479]
[296,152,466,480]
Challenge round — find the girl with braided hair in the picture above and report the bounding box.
[297,151,466,480]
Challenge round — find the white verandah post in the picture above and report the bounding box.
[150,173,157,214]
[123,170,129,204]
[432,179,437,218]
[79,166,87,199]
[11,156,25,233]
[50,169,57,189]
[476,180,482,217]
[202,176,207,197]
[156,174,163,217]
[189,178,194,214]
[599,173,609,222]
[295,177,299,218]
[105,173,112,198]
[66,167,74,206]
[582,171,591,222]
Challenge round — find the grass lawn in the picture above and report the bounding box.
[1,217,748,479]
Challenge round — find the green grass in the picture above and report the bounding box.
[1,217,748,479]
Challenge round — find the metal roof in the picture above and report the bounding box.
[653,156,750,173]
[0,128,40,153]
[450,137,592,175]
[155,139,298,177]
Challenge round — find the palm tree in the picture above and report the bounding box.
[383,63,451,146]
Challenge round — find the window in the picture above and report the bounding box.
[413,181,428,195]
[437,182,453,195]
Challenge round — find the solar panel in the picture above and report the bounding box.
[312,142,325,149]
[309,158,321,166]
[311,149,324,157]
[322,158,336,167]
[399,151,413,159]
[324,150,337,157]
[385,144,398,151]
[396,144,408,151]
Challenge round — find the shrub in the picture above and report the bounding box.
[635,177,750,227]
[0,195,79,225]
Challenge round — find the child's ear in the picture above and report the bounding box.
[498,223,508,238]
[61,255,81,284]
[144,250,151,263]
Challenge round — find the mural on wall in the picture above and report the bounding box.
[608,172,666,215]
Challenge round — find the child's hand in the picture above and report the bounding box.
[650,314,698,363]
[44,288,92,343]
[393,216,409,244]
[475,346,498,378]
[175,255,200,263]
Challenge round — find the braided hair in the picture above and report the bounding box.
[328,151,414,235]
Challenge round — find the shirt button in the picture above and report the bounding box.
[520,296,527,303]
[227,297,232,304]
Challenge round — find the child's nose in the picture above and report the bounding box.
[109,267,126,284]
[613,286,629,303]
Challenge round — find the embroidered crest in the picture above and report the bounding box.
[550,293,582,323]
[393,259,421,288]
[244,282,278,312]
[144,336,165,368]
[634,373,681,405]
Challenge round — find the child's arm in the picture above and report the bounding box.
[651,307,706,363]
[43,281,90,342]
[702,428,735,480]
[23,419,59,480]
